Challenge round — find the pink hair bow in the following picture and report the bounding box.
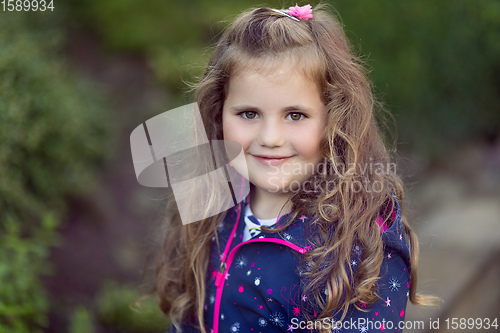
[287,4,313,20]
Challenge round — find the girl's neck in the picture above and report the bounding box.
[249,186,292,220]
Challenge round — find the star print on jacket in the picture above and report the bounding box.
[168,196,410,333]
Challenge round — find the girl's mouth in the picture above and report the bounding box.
[252,155,292,166]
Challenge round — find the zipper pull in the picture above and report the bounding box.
[215,261,227,287]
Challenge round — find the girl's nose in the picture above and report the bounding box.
[257,118,286,148]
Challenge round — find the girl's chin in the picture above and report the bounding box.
[249,178,303,195]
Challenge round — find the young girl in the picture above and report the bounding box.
[155,4,433,332]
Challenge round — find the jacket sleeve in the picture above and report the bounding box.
[293,202,411,333]
[332,248,410,333]
[292,245,410,333]
[330,219,411,333]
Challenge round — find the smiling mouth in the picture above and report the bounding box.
[252,155,293,166]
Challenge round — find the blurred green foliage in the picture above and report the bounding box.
[68,307,95,333]
[0,11,111,222]
[0,9,111,332]
[96,281,169,332]
[69,0,500,159]
[334,0,500,156]
[68,0,286,91]
[0,214,59,333]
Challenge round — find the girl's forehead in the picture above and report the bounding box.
[231,53,321,85]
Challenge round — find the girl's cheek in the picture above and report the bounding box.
[223,122,248,148]
[221,118,235,141]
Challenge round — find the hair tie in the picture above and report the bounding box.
[271,4,313,21]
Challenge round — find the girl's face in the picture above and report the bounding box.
[222,64,326,196]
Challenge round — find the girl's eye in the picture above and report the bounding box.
[288,112,304,121]
[241,111,257,119]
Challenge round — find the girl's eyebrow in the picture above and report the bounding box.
[231,105,312,112]
[231,105,260,112]
[282,105,311,112]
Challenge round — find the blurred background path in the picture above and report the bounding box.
[405,143,500,332]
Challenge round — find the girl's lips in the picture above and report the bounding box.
[252,155,292,166]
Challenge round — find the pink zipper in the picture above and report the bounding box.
[213,235,307,332]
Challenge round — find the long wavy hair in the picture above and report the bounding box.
[155,4,436,332]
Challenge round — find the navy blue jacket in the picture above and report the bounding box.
[170,198,410,333]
